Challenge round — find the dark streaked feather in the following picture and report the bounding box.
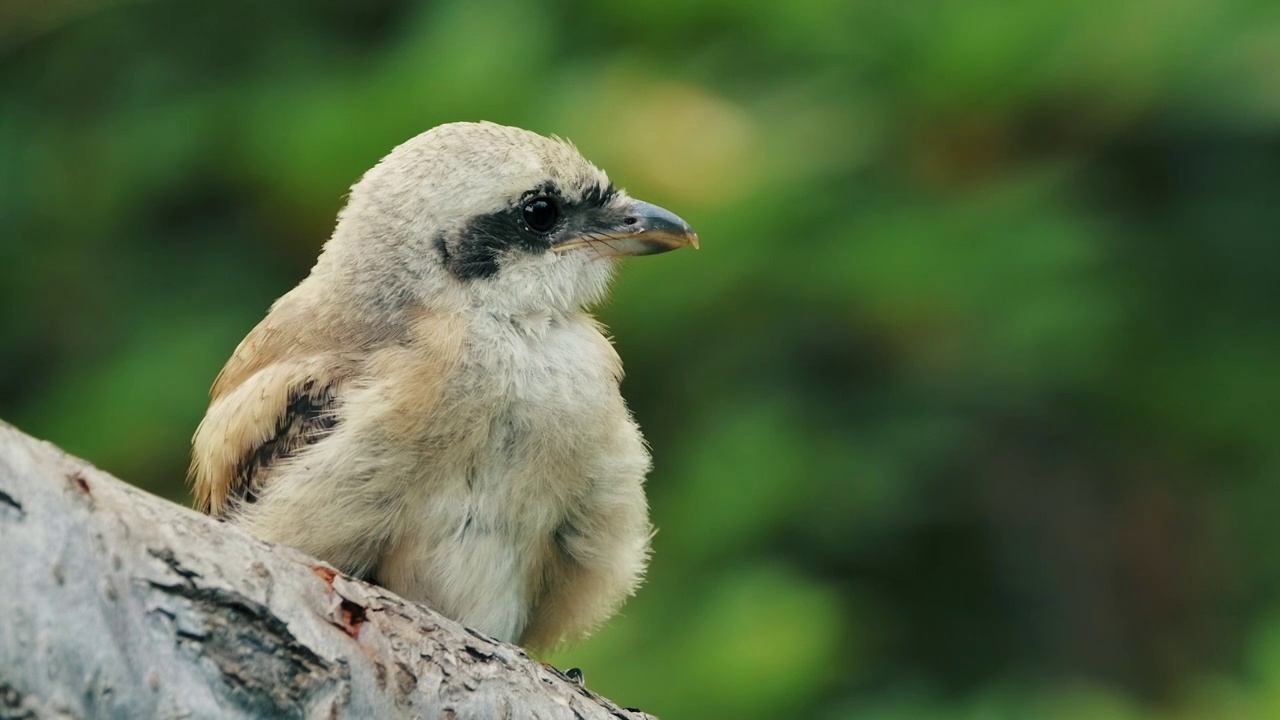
[225,378,339,511]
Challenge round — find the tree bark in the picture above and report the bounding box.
[0,422,655,720]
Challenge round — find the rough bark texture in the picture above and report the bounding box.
[0,422,656,720]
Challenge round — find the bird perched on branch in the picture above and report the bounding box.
[189,122,697,650]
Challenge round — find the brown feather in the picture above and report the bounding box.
[190,282,404,517]
[228,378,341,509]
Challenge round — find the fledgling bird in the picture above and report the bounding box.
[189,121,697,650]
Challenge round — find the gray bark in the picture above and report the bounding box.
[0,422,656,720]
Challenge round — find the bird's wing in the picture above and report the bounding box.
[190,363,347,516]
[188,282,387,517]
[189,308,355,517]
[189,294,465,518]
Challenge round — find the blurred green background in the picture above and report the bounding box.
[3,0,1280,717]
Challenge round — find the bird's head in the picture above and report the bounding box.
[320,122,697,318]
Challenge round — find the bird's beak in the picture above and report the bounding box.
[552,199,699,257]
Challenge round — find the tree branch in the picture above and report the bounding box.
[0,422,655,719]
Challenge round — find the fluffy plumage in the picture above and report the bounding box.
[189,122,695,649]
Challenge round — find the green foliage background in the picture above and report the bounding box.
[4,1,1280,717]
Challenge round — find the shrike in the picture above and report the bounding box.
[190,122,697,650]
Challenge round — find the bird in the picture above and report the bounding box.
[188,121,697,651]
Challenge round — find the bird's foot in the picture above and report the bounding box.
[541,662,586,685]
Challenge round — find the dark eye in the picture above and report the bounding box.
[522,197,559,233]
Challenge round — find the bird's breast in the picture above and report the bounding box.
[395,312,627,542]
[459,314,623,494]
[378,314,635,638]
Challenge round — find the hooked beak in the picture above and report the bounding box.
[552,199,699,257]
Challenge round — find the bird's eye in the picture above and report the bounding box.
[522,197,559,233]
